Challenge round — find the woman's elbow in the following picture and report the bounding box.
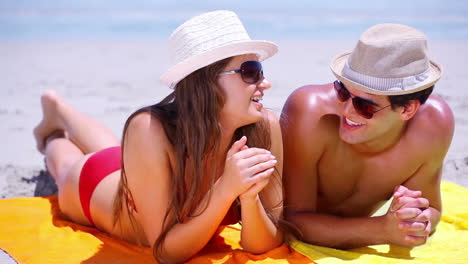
[241,233,284,254]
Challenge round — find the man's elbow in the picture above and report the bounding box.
[284,209,302,221]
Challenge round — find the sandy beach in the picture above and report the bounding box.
[0,39,467,198]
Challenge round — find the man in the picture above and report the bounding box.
[280,24,454,248]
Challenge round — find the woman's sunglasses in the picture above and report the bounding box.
[334,80,391,119]
[218,61,263,84]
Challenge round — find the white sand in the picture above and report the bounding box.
[0,39,467,198]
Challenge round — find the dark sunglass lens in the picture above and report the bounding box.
[241,61,262,83]
[352,98,374,119]
[334,81,349,102]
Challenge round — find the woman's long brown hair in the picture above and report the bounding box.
[113,57,285,262]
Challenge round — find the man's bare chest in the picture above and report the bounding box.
[316,149,419,216]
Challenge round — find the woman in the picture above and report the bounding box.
[33,10,284,263]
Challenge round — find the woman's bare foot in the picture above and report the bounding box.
[34,90,65,154]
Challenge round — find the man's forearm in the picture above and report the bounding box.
[428,206,441,234]
[288,212,387,249]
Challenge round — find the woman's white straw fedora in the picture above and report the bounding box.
[330,23,442,95]
[160,10,278,87]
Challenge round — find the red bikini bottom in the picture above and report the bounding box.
[79,146,121,226]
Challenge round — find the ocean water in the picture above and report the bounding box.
[1,0,467,40]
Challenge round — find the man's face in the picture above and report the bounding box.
[337,83,403,145]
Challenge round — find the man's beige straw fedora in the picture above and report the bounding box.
[330,23,442,95]
[160,10,278,87]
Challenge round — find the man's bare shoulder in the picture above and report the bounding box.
[408,95,455,153]
[280,83,340,155]
[282,84,335,112]
[281,83,339,125]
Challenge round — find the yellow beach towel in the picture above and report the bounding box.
[291,181,468,264]
[0,195,313,264]
[0,181,466,263]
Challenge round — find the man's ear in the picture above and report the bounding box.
[400,100,421,120]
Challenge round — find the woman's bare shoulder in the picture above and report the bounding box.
[124,111,173,164]
[263,109,282,149]
[264,109,279,127]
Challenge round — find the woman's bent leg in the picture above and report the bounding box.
[45,136,91,225]
[34,90,120,154]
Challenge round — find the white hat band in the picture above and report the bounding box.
[342,61,432,93]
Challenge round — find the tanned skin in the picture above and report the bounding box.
[281,83,454,249]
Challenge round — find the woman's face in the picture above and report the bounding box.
[217,54,272,129]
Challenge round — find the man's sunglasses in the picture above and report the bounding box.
[334,80,391,119]
[218,61,263,84]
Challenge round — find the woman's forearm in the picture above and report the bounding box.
[240,195,283,254]
[158,180,236,263]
